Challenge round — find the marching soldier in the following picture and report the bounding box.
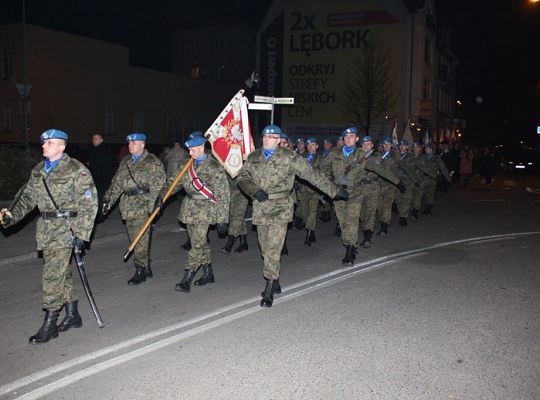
[157,133,230,293]
[422,143,451,214]
[102,133,166,285]
[237,125,346,307]
[411,142,428,219]
[302,137,324,246]
[0,129,97,344]
[393,140,418,227]
[376,136,399,235]
[221,175,249,254]
[321,128,404,265]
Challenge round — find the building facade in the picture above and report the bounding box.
[0,24,236,146]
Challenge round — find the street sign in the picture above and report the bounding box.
[16,83,32,98]
[248,103,273,111]
[254,95,295,105]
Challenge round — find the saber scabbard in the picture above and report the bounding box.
[73,248,105,328]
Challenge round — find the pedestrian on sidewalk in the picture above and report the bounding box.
[0,129,98,344]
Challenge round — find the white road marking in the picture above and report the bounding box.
[4,231,540,400]
[467,237,516,245]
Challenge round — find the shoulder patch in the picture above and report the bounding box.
[84,189,92,198]
[81,171,88,177]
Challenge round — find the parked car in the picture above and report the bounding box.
[505,146,537,173]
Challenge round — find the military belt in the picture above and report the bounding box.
[267,191,292,200]
[188,194,207,200]
[124,188,150,196]
[41,211,78,219]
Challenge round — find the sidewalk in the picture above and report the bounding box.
[0,199,183,266]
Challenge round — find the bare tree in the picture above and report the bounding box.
[340,39,397,135]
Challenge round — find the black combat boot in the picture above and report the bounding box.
[398,217,408,227]
[145,264,153,278]
[411,209,419,220]
[261,279,281,296]
[181,237,191,251]
[304,230,313,246]
[175,269,196,292]
[423,204,432,215]
[29,310,60,344]
[334,223,341,237]
[281,242,288,256]
[360,230,373,248]
[260,279,275,307]
[342,245,355,266]
[376,222,387,236]
[221,235,236,255]
[57,301,82,332]
[128,266,147,285]
[234,235,248,253]
[194,263,215,286]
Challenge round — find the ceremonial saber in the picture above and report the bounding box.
[73,248,105,328]
[123,158,193,262]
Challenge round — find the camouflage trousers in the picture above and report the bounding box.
[395,186,414,218]
[334,196,363,246]
[411,181,425,210]
[186,223,211,271]
[303,193,320,231]
[257,223,288,280]
[126,218,151,269]
[360,183,380,231]
[42,246,75,311]
[295,188,307,221]
[228,189,248,237]
[377,184,397,224]
[423,182,437,206]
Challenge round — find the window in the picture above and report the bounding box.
[104,107,114,135]
[424,36,432,65]
[190,40,199,54]
[134,111,144,131]
[2,99,12,132]
[190,67,200,78]
[215,38,225,51]
[2,47,11,80]
[423,80,432,99]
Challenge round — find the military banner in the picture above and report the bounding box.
[205,90,254,178]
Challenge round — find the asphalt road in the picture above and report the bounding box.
[1,173,539,400]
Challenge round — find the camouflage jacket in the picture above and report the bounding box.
[165,146,187,178]
[8,153,97,250]
[393,151,418,187]
[321,146,399,199]
[105,150,166,219]
[378,150,400,189]
[164,156,230,225]
[237,147,338,225]
[362,150,399,187]
[299,152,325,196]
[412,153,434,183]
[424,154,451,183]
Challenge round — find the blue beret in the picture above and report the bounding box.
[40,129,68,141]
[362,135,373,143]
[305,137,318,144]
[382,136,392,144]
[185,135,207,148]
[280,132,289,140]
[342,127,358,137]
[262,124,282,135]
[399,139,409,146]
[414,141,423,147]
[126,133,147,142]
[295,138,305,144]
[323,138,333,144]
[188,130,204,139]
[425,142,434,149]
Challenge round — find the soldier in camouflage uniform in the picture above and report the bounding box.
[221,175,249,254]
[376,136,399,235]
[302,137,324,246]
[237,125,345,307]
[103,133,165,285]
[411,142,428,220]
[157,133,230,293]
[0,129,97,344]
[422,143,451,214]
[393,140,418,227]
[321,128,403,265]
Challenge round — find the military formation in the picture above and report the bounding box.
[0,123,453,345]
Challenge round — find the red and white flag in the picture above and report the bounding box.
[205,89,254,178]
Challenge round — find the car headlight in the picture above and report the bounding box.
[527,162,533,166]
[509,161,514,164]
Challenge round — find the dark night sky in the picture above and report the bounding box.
[3,0,539,145]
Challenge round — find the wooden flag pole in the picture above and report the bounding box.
[123,158,193,262]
